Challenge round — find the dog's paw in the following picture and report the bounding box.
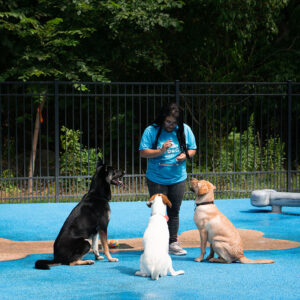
[95,255,104,261]
[176,270,185,275]
[86,260,95,265]
[108,257,119,262]
[135,271,148,277]
[209,257,223,263]
[194,257,203,262]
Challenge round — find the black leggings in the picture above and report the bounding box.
[147,178,186,244]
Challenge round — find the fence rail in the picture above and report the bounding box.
[1,81,299,203]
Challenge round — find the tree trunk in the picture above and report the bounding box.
[28,97,46,194]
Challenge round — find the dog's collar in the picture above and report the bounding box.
[196,201,214,206]
[194,201,214,210]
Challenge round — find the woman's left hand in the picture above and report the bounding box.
[176,152,186,162]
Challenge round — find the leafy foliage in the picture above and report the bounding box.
[60,126,102,176]
[0,0,298,81]
[0,169,21,194]
[216,114,285,172]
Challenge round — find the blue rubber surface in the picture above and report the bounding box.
[0,199,300,299]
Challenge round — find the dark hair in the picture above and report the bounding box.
[151,102,190,159]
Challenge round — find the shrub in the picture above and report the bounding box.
[60,126,102,177]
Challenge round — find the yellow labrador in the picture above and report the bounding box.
[190,179,274,264]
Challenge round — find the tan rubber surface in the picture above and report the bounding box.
[1,229,299,261]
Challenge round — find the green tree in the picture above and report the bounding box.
[1,0,299,82]
[161,0,297,81]
[0,0,108,81]
[0,0,183,81]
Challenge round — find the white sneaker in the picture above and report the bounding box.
[169,242,187,255]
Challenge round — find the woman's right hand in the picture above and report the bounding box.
[140,140,173,158]
[160,140,173,153]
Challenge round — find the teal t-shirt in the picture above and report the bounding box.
[139,123,197,185]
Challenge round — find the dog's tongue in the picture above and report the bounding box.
[164,215,169,222]
[112,179,124,186]
[117,180,124,187]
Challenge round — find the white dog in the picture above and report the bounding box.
[135,193,184,280]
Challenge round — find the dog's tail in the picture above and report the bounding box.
[151,270,160,281]
[239,256,274,264]
[35,259,61,270]
[150,267,160,281]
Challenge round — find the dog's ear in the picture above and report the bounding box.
[96,158,104,168]
[161,194,172,208]
[206,181,216,190]
[198,180,216,195]
[198,182,209,195]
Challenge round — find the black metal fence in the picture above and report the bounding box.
[1,81,299,203]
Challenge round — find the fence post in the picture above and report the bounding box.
[54,79,60,202]
[175,80,180,105]
[287,80,292,192]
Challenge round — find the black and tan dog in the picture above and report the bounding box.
[35,160,124,269]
